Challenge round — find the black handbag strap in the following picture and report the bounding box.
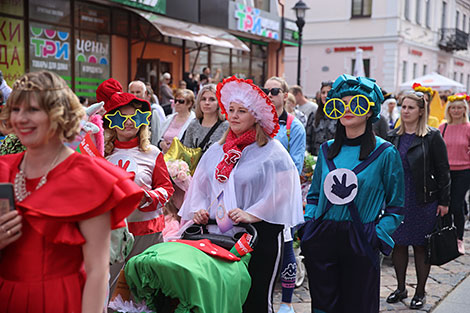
[442,123,448,138]
[198,119,223,149]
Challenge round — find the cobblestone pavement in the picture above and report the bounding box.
[274,233,470,313]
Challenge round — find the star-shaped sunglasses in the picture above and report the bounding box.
[323,94,375,119]
[104,109,151,130]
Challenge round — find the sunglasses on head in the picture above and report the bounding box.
[261,88,281,96]
[175,99,186,104]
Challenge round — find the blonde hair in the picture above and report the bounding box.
[267,76,289,92]
[286,92,296,113]
[445,99,469,124]
[194,84,224,120]
[397,93,430,137]
[104,101,151,156]
[174,88,195,112]
[0,71,85,141]
[219,123,269,147]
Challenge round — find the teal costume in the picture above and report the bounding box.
[301,74,405,313]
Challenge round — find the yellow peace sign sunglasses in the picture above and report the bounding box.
[323,94,375,119]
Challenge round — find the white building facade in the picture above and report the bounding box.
[284,0,470,96]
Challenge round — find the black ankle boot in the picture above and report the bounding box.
[386,289,408,303]
[410,294,425,309]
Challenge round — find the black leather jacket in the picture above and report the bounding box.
[388,128,450,206]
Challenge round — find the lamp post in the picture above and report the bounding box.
[292,0,310,86]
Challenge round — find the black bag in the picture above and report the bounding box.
[425,216,461,266]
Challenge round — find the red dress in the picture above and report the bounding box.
[0,152,143,313]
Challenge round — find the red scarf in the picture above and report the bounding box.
[215,129,256,183]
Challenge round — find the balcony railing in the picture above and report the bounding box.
[438,28,469,52]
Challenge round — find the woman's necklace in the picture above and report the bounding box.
[14,147,64,202]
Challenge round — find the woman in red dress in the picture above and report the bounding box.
[0,71,143,313]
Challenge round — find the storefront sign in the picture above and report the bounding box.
[0,0,23,17]
[29,0,71,26]
[234,3,279,40]
[455,61,464,67]
[283,19,299,46]
[409,49,423,56]
[110,0,166,14]
[29,23,72,81]
[0,17,24,86]
[334,46,373,52]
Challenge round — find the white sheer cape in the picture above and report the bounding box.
[178,139,304,227]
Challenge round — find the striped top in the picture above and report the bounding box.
[439,122,470,171]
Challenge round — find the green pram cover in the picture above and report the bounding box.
[125,241,252,313]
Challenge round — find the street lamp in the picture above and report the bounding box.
[292,0,310,86]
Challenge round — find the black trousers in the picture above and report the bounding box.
[243,221,284,313]
[450,169,470,240]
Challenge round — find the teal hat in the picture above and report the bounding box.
[327,74,384,123]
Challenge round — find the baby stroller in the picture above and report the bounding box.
[123,220,258,313]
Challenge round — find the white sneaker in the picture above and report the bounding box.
[277,303,295,313]
[458,239,465,255]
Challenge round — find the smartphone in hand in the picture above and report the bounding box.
[0,183,15,214]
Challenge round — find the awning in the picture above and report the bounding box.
[134,11,250,52]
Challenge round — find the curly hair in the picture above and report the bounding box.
[104,101,151,156]
[0,71,85,142]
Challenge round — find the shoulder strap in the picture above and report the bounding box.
[286,113,295,152]
[198,119,223,149]
[442,123,448,138]
[352,142,392,175]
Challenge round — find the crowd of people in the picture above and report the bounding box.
[0,68,468,313]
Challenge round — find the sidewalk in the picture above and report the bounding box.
[273,232,470,313]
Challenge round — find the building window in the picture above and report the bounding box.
[464,14,467,32]
[460,72,464,83]
[404,0,410,20]
[423,64,427,75]
[402,60,408,83]
[242,0,269,11]
[441,1,447,29]
[351,58,370,77]
[425,0,431,28]
[467,74,470,94]
[456,11,460,29]
[413,62,418,79]
[352,0,372,18]
[453,71,457,81]
[416,0,421,24]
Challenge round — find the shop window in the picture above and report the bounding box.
[74,30,110,98]
[29,22,72,85]
[1,0,24,17]
[352,0,372,18]
[75,2,110,33]
[188,44,209,76]
[211,47,231,81]
[112,8,129,37]
[251,58,267,86]
[231,49,250,80]
[29,0,70,26]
